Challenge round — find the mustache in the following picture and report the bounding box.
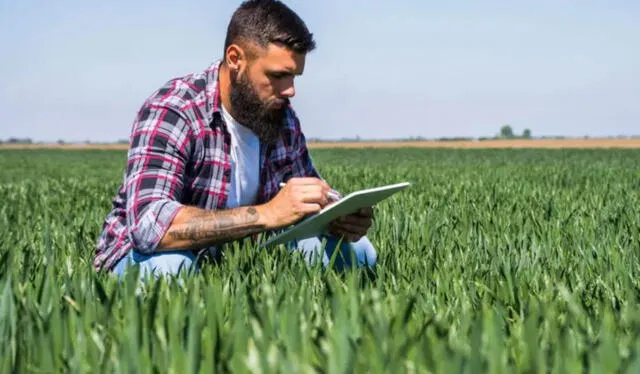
[270,97,290,108]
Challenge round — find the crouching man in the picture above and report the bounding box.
[93,0,377,278]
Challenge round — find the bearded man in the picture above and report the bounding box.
[94,0,377,278]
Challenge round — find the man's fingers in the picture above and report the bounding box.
[285,178,332,197]
[336,222,366,235]
[296,184,327,196]
[328,220,364,242]
[338,214,372,227]
[319,179,331,192]
[328,227,362,242]
[293,185,330,206]
[330,221,367,236]
[287,177,326,186]
[357,206,374,217]
[299,189,329,206]
[335,208,374,222]
[300,203,322,214]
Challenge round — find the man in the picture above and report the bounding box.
[94,0,377,278]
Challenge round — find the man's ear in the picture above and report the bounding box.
[225,44,246,73]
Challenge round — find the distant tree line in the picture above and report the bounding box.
[0,138,131,145]
[0,137,33,145]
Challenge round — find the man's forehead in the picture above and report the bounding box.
[254,43,306,74]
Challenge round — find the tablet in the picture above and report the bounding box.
[259,182,410,247]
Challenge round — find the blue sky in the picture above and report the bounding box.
[1,0,638,142]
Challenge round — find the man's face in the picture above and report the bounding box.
[228,43,306,146]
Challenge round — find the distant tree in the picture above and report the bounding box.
[7,137,33,144]
[57,139,65,145]
[522,128,532,139]
[500,125,514,139]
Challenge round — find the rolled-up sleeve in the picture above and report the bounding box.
[124,104,192,253]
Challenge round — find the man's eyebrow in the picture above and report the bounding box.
[267,68,302,76]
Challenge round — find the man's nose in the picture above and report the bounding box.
[281,86,295,98]
[280,81,295,98]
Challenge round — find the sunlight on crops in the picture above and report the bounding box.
[1,148,640,373]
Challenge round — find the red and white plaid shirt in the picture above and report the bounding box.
[94,60,321,271]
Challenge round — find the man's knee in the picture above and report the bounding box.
[139,251,196,277]
[294,235,377,269]
[351,236,377,267]
[328,235,377,269]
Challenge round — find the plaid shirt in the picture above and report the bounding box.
[94,60,321,271]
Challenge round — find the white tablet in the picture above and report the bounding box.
[259,182,410,247]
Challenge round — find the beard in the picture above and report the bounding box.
[228,71,289,146]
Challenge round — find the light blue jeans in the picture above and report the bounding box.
[111,235,377,279]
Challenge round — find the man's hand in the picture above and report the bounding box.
[258,177,332,229]
[328,206,374,242]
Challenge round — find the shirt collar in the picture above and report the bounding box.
[204,59,224,116]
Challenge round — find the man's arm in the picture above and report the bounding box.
[156,177,333,251]
[156,205,265,251]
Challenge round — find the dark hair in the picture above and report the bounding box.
[224,0,316,57]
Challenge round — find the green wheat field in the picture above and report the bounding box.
[1,148,640,373]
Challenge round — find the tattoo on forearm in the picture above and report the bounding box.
[168,206,264,248]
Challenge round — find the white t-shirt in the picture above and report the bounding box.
[221,104,261,209]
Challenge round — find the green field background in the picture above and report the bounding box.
[1,148,640,373]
